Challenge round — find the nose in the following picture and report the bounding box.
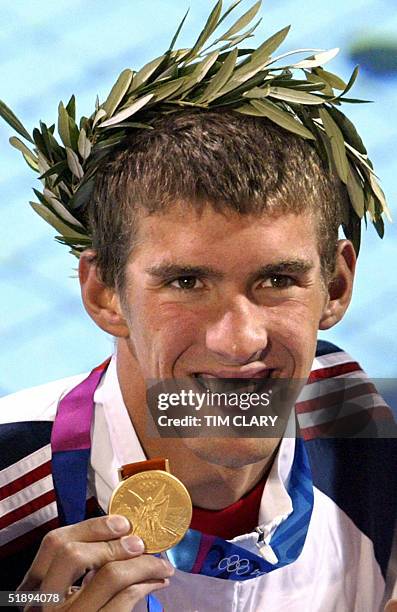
[205,297,269,365]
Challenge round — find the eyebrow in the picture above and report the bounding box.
[145,259,314,280]
[145,263,224,280]
[255,260,315,276]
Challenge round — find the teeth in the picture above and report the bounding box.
[194,374,263,394]
[194,374,218,393]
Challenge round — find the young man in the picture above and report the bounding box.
[0,3,396,610]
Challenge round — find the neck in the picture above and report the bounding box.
[116,340,279,509]
[178,454,275,509]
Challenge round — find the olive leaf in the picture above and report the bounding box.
[343,210,361,255]
[335,66,359,100]
[217,18,261,51]
[312,118,334,172]
[91,133,125,151]
[40,122,64,161]
[100,94,154,128]
[183,0,223,62]
[67,177,96,212]
[65,95,76,120]
[289,48,339,69]
[92,108,107,129]
[167,9,190,52]
[241,25,291,73]
[66,147,84,179]
[345,141,376,175]
[58,102,72,147]
[214,0,261,42]
[283,79,326,92]
[55,235,92,247]
[319,107,349,183]
[197,48,238,102]
[129,57,165,93]
[33,128,50,159]
[251,24,291,62]
[268,86,324,105]
[0,99,33,143]
[327,105,367,155]
[239,99,315,140]
[217,0,244,27]
[39,160,68,181]
[305,72,334,97]
[152,78,186,102]
[313,67,346,91]
[242,84,271,98]
[178,51,220,96]
[336,96,372,104]
[217,25,290,97]
[30,201,87,238]
[369,173,392,221]
[9,136,38,170]
[43,188,85,228]
[193,50,220,82]
[346,165,365,217]
[101,121,153,130]
[37,151,51,177]
[102,69,133,117]
[77,128,92,160]
[372,211,385,239]
[22,152,40,172]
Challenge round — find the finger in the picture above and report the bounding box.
[24,587,81,612]
[40,534,145,594]
[99,579,170,612]
[19,515,131,590]
[81,569,97,586]
[66,556,174,611]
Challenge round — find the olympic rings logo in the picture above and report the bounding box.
[218,554,251,575]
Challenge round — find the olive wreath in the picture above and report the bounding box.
[0,0,390,257]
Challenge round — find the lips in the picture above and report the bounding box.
[193,369,274,393]
[198,368,273,379]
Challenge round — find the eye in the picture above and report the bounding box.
[169,276,204,290]
[260,275,296,289]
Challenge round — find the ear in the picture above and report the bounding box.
[79,250,129,338]
[319,240,356,331]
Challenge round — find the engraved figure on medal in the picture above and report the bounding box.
[109,470,192,553]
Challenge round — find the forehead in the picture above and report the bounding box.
[130,203,321,270]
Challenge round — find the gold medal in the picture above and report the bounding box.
[109,458,192,553]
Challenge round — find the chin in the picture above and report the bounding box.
[181,437,280,469]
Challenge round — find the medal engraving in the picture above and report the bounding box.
[109,470,192,553]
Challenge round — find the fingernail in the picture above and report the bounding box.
[107,514,130,533]
[121,535,145,554]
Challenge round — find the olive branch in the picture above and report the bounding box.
[0,0,390,257]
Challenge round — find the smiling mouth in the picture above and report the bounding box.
[192,371,274,394]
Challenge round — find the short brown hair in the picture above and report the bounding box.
[88,110,348,290]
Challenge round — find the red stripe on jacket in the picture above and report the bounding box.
[0,460,52,501]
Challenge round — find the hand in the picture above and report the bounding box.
[17,515,174,611]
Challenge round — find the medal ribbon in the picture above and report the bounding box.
[167,436,313,580]
[51,360,314,596]
[51,360,162,611]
